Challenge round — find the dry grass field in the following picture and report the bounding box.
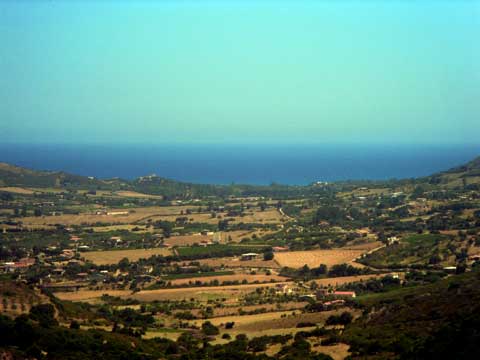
[54,289,131,303]
[228,209,287,224]
[53,273,393,304]
[183,256,280,269]
[190,301,307,318]
[115,191,163,199]
[90,224,149,232]
[164,234,214,246]
[54,282,283,303]
[274,249,366,268]
[192,308,356,332]
[143,213,220,225]
[0,186,36,194]
[341,241,383,251]
[310,342,351,360]
[312,273,393,287]
[169,273,288,286]
[130,283,285,302]
[81,247,172,265]
[165,229,275,247]
[0,281,51,317]
[20,206,195,226]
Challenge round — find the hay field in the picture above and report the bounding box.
[165,234,214,246]
[190,309,350,332]
[228,209,287,224]
[90,224,149,232]
[81,247,172,265]
[54,282,283,303]
[131,283,284,302]
[182,256,280,269]
[20,205,194,226]
[169,273,288,286]
[310,342,350,360]
[312,274,392,287]
[342,241,383,251]
[274,249,366,268]
[0,187,36,194]
[190,301,307,318]
[54,289,130,303]
[142,213,220,225]
[115,191,163,199]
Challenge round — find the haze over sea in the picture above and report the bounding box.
[2,144,479,186]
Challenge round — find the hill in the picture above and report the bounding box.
[426,156,480,188]
[0,162,328,199]
[0,154,479,198]
[0,162,109,189]
[343,269,480,359]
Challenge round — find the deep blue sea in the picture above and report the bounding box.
[1,144,479,185]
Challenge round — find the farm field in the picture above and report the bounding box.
[177,256,280,269]
[312,273,396,287]
[228,209,287,224]
[175,244,268,258]
[55,282,285,303]
[168,273,288,286]
[0,186,36,194]
[19,205,198,226]
[164,234,214,246]
[81,247,172,265]
[53,274,382,303]
[274,249,367,268]
[90,224,150,232]
[164,230,270,246]
[190,301,308,318]
[342,240,382,251]
[190,308,359,336]
[114,190,164,199]
[143,212,221,225]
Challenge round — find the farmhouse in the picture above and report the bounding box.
[241,253,259,261]
[275,284,293,295]
[316,289,356,300]
[106,211,129,216]
[333,291,356,298]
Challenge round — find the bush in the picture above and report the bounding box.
[201,321,219,336]
[326,311,353,326]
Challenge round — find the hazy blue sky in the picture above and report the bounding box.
[1,0,479,145]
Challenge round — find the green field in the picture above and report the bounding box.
[162,271,234,280]
[358,233,448,268]
[176,244,268,259]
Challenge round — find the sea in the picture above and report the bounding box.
[1,144,479,185]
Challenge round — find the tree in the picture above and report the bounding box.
[263,250,274,261]
[118,257,130,271]
[29,304,58,328]
[201,321,219,336]
[218,219,229,231]
[70,320,80,329]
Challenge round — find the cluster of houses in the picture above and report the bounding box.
[0,258,35,273]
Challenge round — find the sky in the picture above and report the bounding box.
[1,0,479,145]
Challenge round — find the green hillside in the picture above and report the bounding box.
[343,269,480,359]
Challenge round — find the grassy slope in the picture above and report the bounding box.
[358,233,448,268]
[343,269,480,359]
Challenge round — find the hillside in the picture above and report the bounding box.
[0,162,328,199]
[0,162,108,189]
[343,269,480,359]
[426,156,480,188]
[2,155,480,192]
